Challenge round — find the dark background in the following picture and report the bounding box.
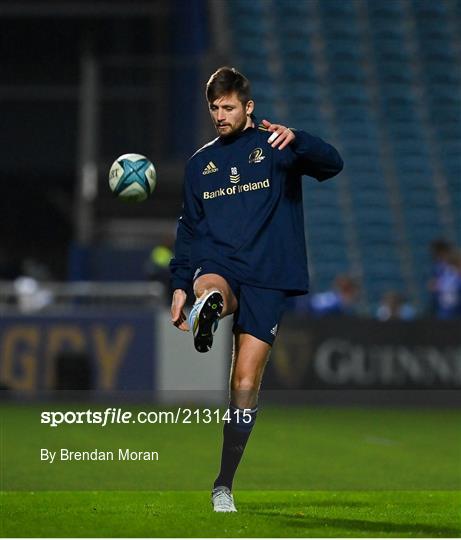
[0,0,210,278]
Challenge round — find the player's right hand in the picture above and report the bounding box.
[171,289,189,331]
[261,119,295,150]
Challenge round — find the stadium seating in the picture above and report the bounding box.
[228,0,460,314]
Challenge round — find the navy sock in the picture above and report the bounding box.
[214,404,258,491]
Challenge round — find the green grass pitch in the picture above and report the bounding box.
[1,403,460,537]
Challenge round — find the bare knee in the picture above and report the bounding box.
[231,376,260,408]
[194,276,220,299]
[193,274,237,315]
[193,279,211,299]
[231,376,259,394]
[229,333,271,407]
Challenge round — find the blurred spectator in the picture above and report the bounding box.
[430,240,452,280]
[376,291,415,321]
[144,235,174,302]
[14,276,53,313]
[11,258,54,312]
[290,274,360,317]
[428,242,461,319]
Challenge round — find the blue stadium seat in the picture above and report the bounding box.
[288,79,319,97]
[274,0,310,17]
[412,0,448,17]
[355,206,393,225]
[231,17,270,37]
[419,46,456,64]
[278,37,311,56]
[325,39,362,59]
[337,120,378,142]
[320,16,359,37]
[278,17,315,38]
[378,62,413,83]
[319,0,357,15]
[332,84,369,105]
[367,0,403,18]
[351,187,390,207]
[328,63,366,83]
[358,224,397,245]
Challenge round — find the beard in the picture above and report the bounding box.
[216,114,248,137]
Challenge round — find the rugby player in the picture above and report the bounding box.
[170,67,343,512]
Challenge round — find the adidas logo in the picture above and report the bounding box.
[202,161,218,175]
[270,324,278,336]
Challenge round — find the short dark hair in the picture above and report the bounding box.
[206,66,251,105]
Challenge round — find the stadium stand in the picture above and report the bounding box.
[228,0,460,314]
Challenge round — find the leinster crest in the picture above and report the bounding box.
[249,148,265,164]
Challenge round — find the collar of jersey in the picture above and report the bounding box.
[217,115,259,145]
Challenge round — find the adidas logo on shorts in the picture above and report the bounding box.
[270,324,278,336]
[202,161,219,175]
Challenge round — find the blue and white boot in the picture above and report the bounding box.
[188,290,223,353]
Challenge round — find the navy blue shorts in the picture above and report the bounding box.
[194,262,288,345]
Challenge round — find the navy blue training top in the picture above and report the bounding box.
[170,120,343,294]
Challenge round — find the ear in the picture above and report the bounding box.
[246,100,255,116]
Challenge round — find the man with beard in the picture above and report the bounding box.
[170,66,343,512]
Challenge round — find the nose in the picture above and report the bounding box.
[217,109,226,122]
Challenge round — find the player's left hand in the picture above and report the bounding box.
[262,119,295,150]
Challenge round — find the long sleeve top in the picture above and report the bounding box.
[170,120,343,294]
